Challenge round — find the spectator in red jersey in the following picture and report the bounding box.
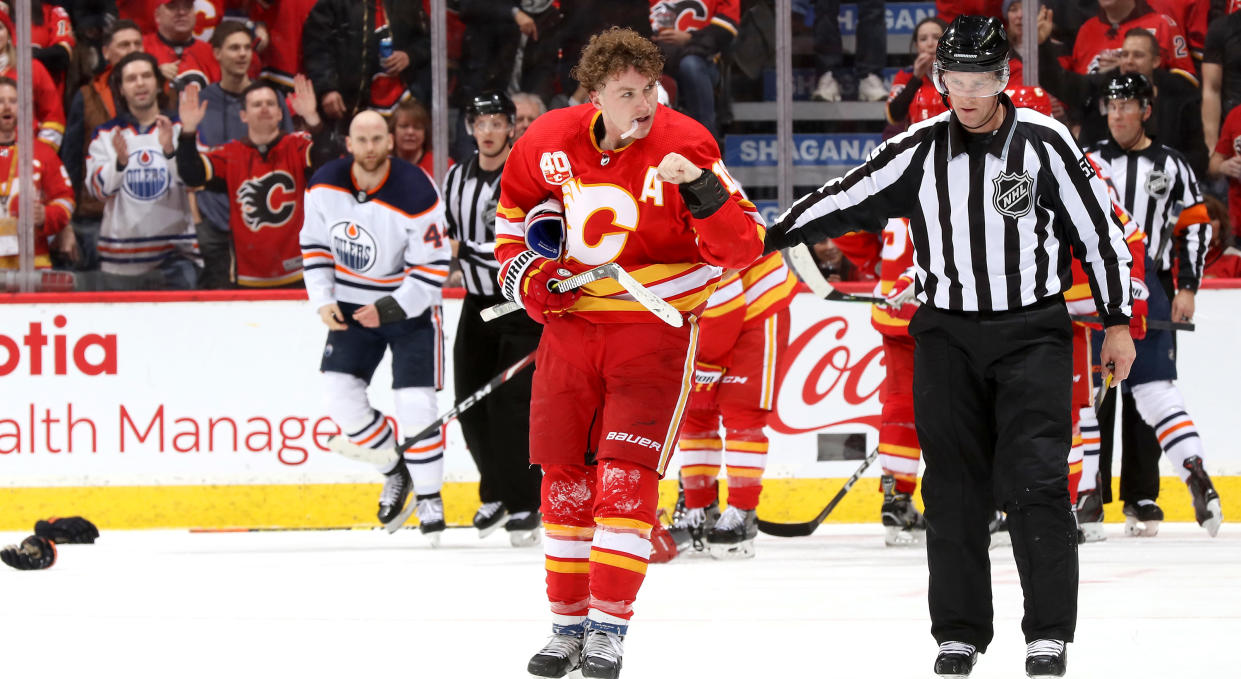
[303,0,430,129]
[887,17,948,128]
[176,76,325,288]
[1068,0,1196,77]
[0,1,74,97]
[651,0,741,139]
[143,0,218,85]
[936,0,1004,24]
[0,77,75,271]
[249,0,316,92]
[811,237,874,283]
[63,20,146,272]
[1147,0,1208,64]
[391,98,450,178]
[1200,5,1241,153]
[0,19,64,149]
[1202,194,1241,278]
[1211,102,1241,244]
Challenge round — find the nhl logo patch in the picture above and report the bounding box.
[992,171,1034,218]
[1145,170,1170,199]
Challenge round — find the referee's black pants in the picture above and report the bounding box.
[909,299,1078,651]
[454,293,544,514]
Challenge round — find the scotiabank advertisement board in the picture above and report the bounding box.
[2,290,1238,525]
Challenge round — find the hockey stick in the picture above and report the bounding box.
[481,262,684,327]
[783,243,887,304]
[1068,314,1193,332]
[1093,367,1115,416]
[326,351,537,467]
[755,447,879,538]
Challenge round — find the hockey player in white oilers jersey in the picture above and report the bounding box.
[299,111,452,542]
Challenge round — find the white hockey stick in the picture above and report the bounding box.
[481,262,684,327]
[784,242,887,304]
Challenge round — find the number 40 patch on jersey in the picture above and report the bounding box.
[540,151,573,185]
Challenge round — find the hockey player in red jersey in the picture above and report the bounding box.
[672,251,796,559]
[1070,0,1196,78]
[176,75,323,287]
[496,28,763,679]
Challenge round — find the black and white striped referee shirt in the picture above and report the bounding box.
[766,95,1133,326]
[1083,139,1211,291]
[443,156,503,297]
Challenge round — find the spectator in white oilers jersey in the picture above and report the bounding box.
[299,110,452,543]
[86,52,198,290]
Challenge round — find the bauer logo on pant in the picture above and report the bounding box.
[992,171,1034,218]
[329,221,376,273]
[604,431,663,452]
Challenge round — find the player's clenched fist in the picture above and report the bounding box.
[656,152,705,184]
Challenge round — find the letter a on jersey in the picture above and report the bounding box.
[992,171,1034,218]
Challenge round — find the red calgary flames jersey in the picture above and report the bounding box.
[495,103,765,323]
[649,0,740,35]
[1071,2,1196,79]
[199,131,313,287]
[0,141,74,268]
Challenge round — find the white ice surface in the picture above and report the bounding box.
[1,523,1236,678]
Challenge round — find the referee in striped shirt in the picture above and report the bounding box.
[765,16,1136,678]
[444,91,544,543]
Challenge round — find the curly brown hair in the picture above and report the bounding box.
[570,27,664,93]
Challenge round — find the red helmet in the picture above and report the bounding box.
[1004,86,1053,116]
[909,87,949,124]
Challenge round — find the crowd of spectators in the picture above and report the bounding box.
[0,0,1238,291]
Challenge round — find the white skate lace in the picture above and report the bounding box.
[379,472,406,506]
[537,633,583,659]
[417,497,444,523]
[673,507,705,530]
[714,506,746,532]
[1026,640,1064,657]
[938,641,976,656]
[476,501,504,521]
[582,630,623,664]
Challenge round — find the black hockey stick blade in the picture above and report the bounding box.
[756,447,879,537]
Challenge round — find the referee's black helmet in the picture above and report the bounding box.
[933,15,1011,96]
[466,91,516,125]
[1103,72,1154,109]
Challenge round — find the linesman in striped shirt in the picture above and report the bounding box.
[1081,73,1223,538]
[765,16,1136,678]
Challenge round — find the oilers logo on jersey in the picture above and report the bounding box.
[122,149,171,201]
[237,171,298,231]
[329,221,377,273]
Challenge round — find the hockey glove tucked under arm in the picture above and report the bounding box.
[35,516,99,544]
[687,362,724,412]
[499,250,582,323]
[2,536,57,570]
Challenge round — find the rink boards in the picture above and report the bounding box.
[2,286,1238,530]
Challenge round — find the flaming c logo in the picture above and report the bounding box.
[236,171,297,232]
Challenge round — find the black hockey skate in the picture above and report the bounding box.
[378,463,415,532]
[988,510,1010,549]
[934,641,978,677]
[415,492,446,546]
[506,510,542,547]
[472,501,508,538]
[1025,639,1067,677]
[527,626,584,678]
[1122,499,1163,537]
[881,475,926,546]
[706,506,757,560]
[1074,487,1106,543]
[670,500,719,553]
[1182,456,1223,537]
[580,629,625,679]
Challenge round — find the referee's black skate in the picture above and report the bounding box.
[706,506,757,559]
[1025,639,1067,677]
[377,463,414,529]
[1182,456,1222,537]
[934,641,978,677]
[472,501,508,538]
[527,625,584,678]
[987,510,1010,549]
[506,510,542,547]
[580,629,624,678]
[1123,499,1163,537]
[415,492,446,546]
[881,475,926,546]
